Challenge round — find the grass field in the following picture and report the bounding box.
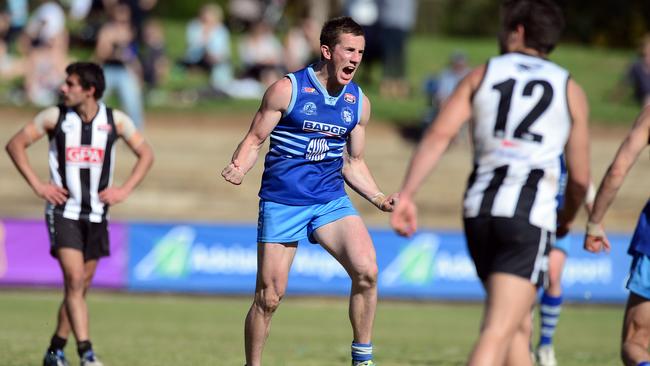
[0,289,623,365]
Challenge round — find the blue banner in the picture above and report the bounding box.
[127,222,633,302]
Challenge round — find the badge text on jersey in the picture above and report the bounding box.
[303,120,347,136]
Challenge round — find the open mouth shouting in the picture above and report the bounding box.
[341,66,356,81]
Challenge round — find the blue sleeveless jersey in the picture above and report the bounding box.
[629,200,650,256]
[259,66,363,205]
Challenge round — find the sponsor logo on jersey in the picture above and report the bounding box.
[98,124,112,132]
[302,86,318,94]
[66,146,105,165]
[303,120,347,136]
[341,107,355,124]
[344,93,356,104]
[500,139,519,148]
[302,102,317,115]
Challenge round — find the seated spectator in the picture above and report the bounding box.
[238,20,284,87]
[4,0,28,46]
[423,51,470,126]
[0,11,24,80]
[627,34,650,107]
[178,3,233,93]
[67,0,104,48]
[94,2,145,128]
[434,52,470,108]
[139,18,168,102]
[227,0,263,32]
[283,14,320,72]
[18,0,68,106]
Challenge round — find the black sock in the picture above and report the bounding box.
[48,335,67,352]
[77,340,92,357]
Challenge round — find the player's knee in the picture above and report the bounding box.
[481,322,515,343]
[255,288,284,313]
[518,316,533,338]
[351,262,378,289]
[64,273,85,293]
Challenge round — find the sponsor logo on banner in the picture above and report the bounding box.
[302,86,318,94]
[134,226,195,279]
[66,146,105,165]
[303,120,347,136]
[380,233,476,287]
[344,93,356,104]
[563,257,613,285]
[134,225,347,281]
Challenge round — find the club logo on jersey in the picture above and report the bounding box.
[302,102,318,115]
[61,120,74,133]
[98,124,112,133]
[341,107,355,124]
[66,146,105,165]
[303,120,347,136]
[516,63,542,72]
[344,93,356,104]
[302,86,318,94]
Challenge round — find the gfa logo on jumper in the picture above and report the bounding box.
[303,120,347,136]
[66,146,105,165]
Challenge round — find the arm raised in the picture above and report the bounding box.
[221,77,292,185]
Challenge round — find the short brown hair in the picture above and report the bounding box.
[66,62,105,99]
[319,16,364,50]
[501,0,565,54]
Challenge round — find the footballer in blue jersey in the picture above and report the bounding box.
[586,107,650,366]
[536,156,595,366]
[222,16,397,366]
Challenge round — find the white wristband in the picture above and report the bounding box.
[370,192,386,208]
[586,221,604,237]
[585,183,596,205]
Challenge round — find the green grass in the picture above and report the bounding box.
[0,289,623,365]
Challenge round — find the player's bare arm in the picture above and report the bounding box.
[342,95,398,212]
[390,65,484,237]
[5,107,68,205]
[99,110,155,205]
[557,79,591,237]
[585,106,650,253]
[222,77,292,185]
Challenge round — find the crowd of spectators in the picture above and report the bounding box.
[0,0,332,122]
[1,0,646,130]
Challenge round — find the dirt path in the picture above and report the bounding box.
[1,107,648,232]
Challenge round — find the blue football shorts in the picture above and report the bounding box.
[552,234,571,255]
[257,195,359,244]
[627,253,650,300]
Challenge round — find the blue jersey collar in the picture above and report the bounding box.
[307,66,349,106]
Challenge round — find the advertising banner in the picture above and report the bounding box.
[0,219,127,288]
[375,229,631,302]
[127,222,633,302]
